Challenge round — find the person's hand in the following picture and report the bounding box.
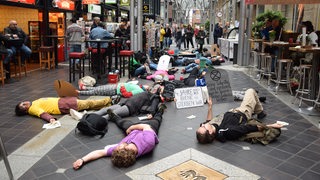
[147,114,153,119]
[50,119,56,124]
[126,127,132,135]
[73,158,85,170]
[267,123,284,129]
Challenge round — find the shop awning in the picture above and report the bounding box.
[245,0,320,4]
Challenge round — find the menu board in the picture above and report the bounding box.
[52,0,75,10]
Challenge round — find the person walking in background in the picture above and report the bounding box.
[163,24,172,49]
[66,18,84,68]
[185,24,194,49]
[181,24,186,49]
[197,26,206,53]
[159,25,165,49]
[213,22,223,44]
[175,27,182,50]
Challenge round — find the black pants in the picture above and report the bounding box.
[114,110,163,134]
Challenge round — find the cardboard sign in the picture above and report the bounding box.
[54,80,78,97]
[157,55,170,71]
[174,87,204,109]
[205,69,234,103]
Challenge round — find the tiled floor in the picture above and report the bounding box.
[1,59,320,180]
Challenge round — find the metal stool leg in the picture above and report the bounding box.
[0,135,14,180]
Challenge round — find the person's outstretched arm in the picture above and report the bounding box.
[206,97,213,121]
[126,124,153,135]
[73,149,106,170]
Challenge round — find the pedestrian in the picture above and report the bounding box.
[213,22,223,44]
[185,24,194,49]
[66,18,84,68]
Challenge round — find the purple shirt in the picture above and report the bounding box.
[106,130,159,157]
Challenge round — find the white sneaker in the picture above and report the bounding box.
[70,109,85,121]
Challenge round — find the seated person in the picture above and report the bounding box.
[15,97,112,123]
[78,81,145,98]
[72,104,166,169]
[196,89,283,144]
[70,90,162,121]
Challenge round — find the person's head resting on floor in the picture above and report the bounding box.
[196,122,218,144]
[15,101,31,116]
[111,142,137,167]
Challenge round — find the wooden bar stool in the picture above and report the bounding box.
[39,46,55,70]
[119,50,134,78]
[69,52,86,82]
[271,59,293,95]
[12,51,27,79]
[0,59,4,86]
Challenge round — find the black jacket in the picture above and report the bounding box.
[213,112,258,142]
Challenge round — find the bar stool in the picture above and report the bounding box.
[0,59,4,86]
[292,64,312,107]
[119,50,134,78]
[256,52,268,80]
[69,52,86,82]
[90,48,106,75]
[39,46,55,70]
[11,50,27,79]
[271,59,293,95]
[260,55,274,86]
[313,72,320,108]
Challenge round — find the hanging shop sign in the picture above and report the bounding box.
[82,0,100,4]
[88,4,101,14]
[105,0,117,4]
[52,0,75,10]
[143,4,149,13]
[120,0,130,6]
[7,0,35,4]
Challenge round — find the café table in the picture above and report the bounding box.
[289,46,320,116]
[43,35,66,68]
[262,41,300,58]
[85,39,114,79]
[248,38,264,52]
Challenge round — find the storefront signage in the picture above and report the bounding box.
[7,0,35,4]
[52,0,75,10]
[105,0,117,4]
[245,0,320,4]
[88,4,101,15]
[82,0,100,4]
[120,0,130,6]
[143,4,149,13]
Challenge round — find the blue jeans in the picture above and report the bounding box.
[134,62,158,76]
[9,44,31,64]
[3,48,13,64]
[69,44,81,64]
[164,37,171,48]
[185,63,199,73]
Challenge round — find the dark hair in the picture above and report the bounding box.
[302,21,314,33]
[196,129,215,144]
[97,22,104,28]
[15,102,28,116]
[70,18,77,23]
[111,148,136,167]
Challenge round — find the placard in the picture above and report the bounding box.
[205,69,234,103]
[157,55,170,71]
[174,87,204,109]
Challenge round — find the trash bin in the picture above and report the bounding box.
[233,43,238,65]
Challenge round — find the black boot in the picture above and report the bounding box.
[257,111,267,119]
[157,103,167,114]
[107,109,121,122]
[259,96,266,103]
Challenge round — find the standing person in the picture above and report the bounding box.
[175,27,182,50]
[90,17,100,31]
[159,25,165,49]
[4,20,31,67]
[15,97,112,123]
[194,26,199,49]
[223,21,230,38]
[66,18,84,68]
[195,89,282,144]
[181,24,186,50]
[163,24,172,49]
[185,24,194,49]
[72,104,166,169]
[197,27,206,53]
[213,22,223,44]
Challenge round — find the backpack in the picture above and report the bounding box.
[239,118,281,145]
[76,114,108,138]
[162,80,177,101]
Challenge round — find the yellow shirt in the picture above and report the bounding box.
[160,28,165,42]
[28,98,61,117]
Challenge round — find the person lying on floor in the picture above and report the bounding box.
[78,81,146,98]
[72,103,166,169]
[196,89,283,144]
[183,66,207,87]
[70,87,163,121]
[15,97,112,123]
